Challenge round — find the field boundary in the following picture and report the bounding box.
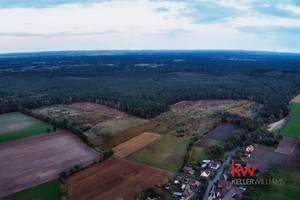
[112,132,163,158]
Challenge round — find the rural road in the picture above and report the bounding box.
[203,146,239,200]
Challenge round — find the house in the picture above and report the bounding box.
[203,159,211,164]
[200,170,210,177]
[246,145,254,152]
[218,180,232,191]
[183,166,195,175]
[210,162,220,170]
[174,192,182,197]
[201,163,207,168]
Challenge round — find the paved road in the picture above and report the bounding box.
[203,146,239,200]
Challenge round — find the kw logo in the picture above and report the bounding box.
[232,160,256,177]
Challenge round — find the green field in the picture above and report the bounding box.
[279,120,300,138]
[0,112,53,143]
[254,168,300,200]
[289,103,300,120]
[129,136,189,172]
[279,103,300,138]
[0,180,60,200]
[188,146,207,163]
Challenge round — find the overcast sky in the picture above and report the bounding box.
[0,0,300,53]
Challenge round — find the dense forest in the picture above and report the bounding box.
[0,50,300,122]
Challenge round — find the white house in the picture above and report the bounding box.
[200,170,210,177]
[210,162,220,170]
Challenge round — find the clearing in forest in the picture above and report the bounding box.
[31,103,148,147]
[129,136,189,172]
[0,112,53,143]
[112,132,162,158]
[151,100,261,139]
[66,157,174,200]
[0,130,100,197]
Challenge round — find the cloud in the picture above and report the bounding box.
[250,0,300,19]
[0,0,108,8]
[239,26,300,35]
[162,29,191,37]
[180,1,242,23]
[0,0,300,53]
[238,26,300,49]
[0,30,116,38]
[154,7,169,12]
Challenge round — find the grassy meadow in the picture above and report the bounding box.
[254,168,300,200]
[129,136,189,172]
[0,180,60,200]
[279,103,300,138]
[0,112,53,143]
[188,146,207,163]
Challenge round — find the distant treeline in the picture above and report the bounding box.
[1,51,300,122]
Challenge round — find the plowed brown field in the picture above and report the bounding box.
[67,157,174,200]
[112,132,163,158]
[0,130,100,197]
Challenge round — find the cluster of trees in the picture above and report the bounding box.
[1,51,300,120]
[214,112,280,150]
[18,107,94,147]
[207,145,225,160]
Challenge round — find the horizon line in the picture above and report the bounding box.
[1,49,300,56]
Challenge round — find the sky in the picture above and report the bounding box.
[0,0,300,53]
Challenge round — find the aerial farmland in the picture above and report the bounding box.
[32,102,148,148]
[0,112,53,143]
[129,136,189,172]
[66,157,174,200]
[112,131,163,158]
[0,130,100,197]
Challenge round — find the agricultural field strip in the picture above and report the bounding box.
[0,130,100,197]
[112,132,163,158]
[204,123,238,142]
[128,136,189,172]
[66,156,174,200]
[291,94,300,103]
[0,112,36,134]
[284,142,300,170]
[275,136,300,155]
